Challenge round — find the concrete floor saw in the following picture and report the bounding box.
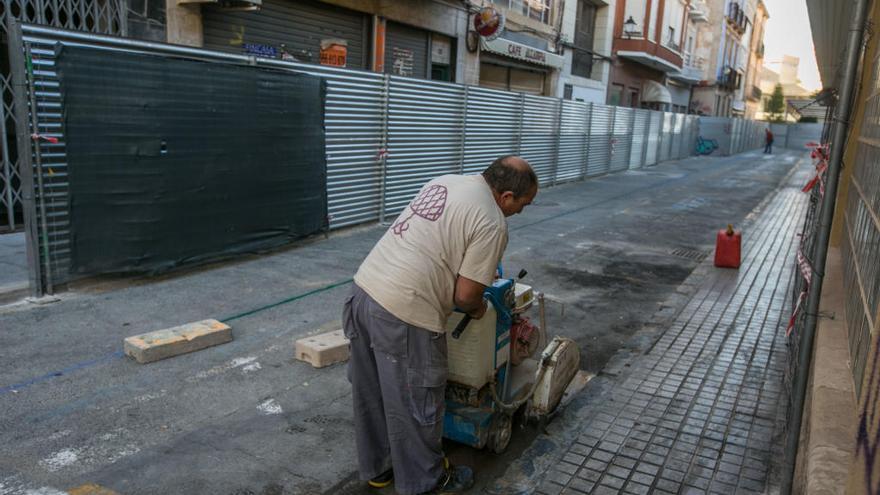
[443,270,580,454]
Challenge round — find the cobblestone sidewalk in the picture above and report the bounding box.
[529,159,812,495]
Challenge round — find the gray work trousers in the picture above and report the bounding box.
[343,284,448,495]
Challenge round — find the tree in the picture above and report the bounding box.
[765,84,786,122]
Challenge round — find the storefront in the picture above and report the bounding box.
[478,36,563,95]
[384,21,454,81]
[202,0,370,69]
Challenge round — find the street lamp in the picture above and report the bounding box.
[623,16,638,38]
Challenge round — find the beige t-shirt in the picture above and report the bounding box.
[354,174,508,333]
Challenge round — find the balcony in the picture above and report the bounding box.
[614,39,684,72]
[689,0,709,23]
[751,85,762,100]
[726,3,748,35]
[718,67,742,91]
[670,54,705,83]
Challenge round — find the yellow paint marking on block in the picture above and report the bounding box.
[68,483,120,495]
[124,319,232,364]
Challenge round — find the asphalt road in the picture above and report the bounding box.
[0,149,803,495]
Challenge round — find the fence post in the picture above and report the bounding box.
[657,113,664,163]
[6,18,42,297]
[378,74,390,224]
[516,92,525,155]
[551,99,563,186]
[458,84,468,174]
[25,42,53,294]
[641,111,650,167]
[582,102,592,179]
[609,106,617,170]
[626,109,635,168]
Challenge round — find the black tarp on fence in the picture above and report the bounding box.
[57,45,327,274]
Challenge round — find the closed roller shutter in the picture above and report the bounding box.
[202,0,368,69]
[385,21,429,79]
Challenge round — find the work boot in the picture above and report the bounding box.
[419,463,474,494]
[367,468,393,489]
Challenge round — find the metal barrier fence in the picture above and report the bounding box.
[0,0,126,233]
[8,23,765,295]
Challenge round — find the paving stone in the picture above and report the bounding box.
[592,449,614,462]
[563,453,586,466]
[635,462,660,476]
[576,467,602,483]
[546,469,573,486]
[655,478,681,492]
[537,480,564,495]
[600,475,626,490]
[612,456,637,470]
[584,458,608,472]
[660,468,686,483]
[557,462,579,475]
[565,478,595,494]
[624,481,652,495]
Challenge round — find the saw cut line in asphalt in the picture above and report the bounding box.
[0,153,788,399]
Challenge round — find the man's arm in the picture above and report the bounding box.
[454,274,488,319]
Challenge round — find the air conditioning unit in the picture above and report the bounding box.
[178,0,261,11]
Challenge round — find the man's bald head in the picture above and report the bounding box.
[482,155,539,198]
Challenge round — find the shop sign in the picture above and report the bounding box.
[320,39,347,67]
[473,7,505,41]
[482,37,564,69]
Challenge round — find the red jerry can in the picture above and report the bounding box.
[714,224,742,268]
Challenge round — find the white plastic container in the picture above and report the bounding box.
[445,304,509,390]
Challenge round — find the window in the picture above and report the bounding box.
[667,26,678,51]
[629,89,640,108]
[492,0,553,24]
[564,84,574,99]
[609,84,624,106]
[572,0,597,78]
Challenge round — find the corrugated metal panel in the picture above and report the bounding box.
[587,104,613,176]
[21,39,71,285]
[557,100,589,183]
[671,113,684,159]
[630,109,650,169]
[202,0,368,70]
[645,111,661,165]
[521,94,559,185]
[609,107,632,172]
[463,86,520,174]
[383,76,464,218]
[659,112,673,162]
[385,21,429,79]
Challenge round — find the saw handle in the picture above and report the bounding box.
[451,314,472,340]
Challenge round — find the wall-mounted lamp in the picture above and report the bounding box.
[623,16,639,38]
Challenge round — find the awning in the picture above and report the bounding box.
[481,37,564,69]
[642,80,672,104]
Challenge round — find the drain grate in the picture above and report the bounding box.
[671,247,709,261]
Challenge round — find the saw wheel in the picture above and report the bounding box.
[488,412,513,454]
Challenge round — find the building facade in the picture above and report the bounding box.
[690,0,767,116]
[557,0,616,103]
[743,0,768,118]
[162,0,592,97]
[606,0,699,112]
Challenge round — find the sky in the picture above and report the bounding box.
[761,0,822,90]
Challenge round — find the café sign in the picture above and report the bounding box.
[481,37,564,69]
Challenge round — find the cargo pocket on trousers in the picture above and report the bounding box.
[406,366,447,426]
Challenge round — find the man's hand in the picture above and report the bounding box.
[455,275,488,319]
